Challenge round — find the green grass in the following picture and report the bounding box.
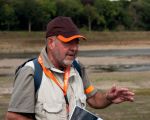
[0,76,12,89]
[1,74,150,120]
[135,88,150,95]
[0,94,10,119]
[1,31,150,53]
[1,92,150,120]
[81,31,150,44]
[0,76,12,119]
[0,31,150,44]
[90,71,150,83]
[87,71,150,120]
[87,94,150,120]
[0,31,44,40]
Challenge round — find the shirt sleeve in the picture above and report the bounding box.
[8,66,35,113]
[79,61,98,98]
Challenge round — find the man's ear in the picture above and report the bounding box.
[47,37,55,49]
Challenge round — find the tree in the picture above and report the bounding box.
[139,0,150,30]
[13,0,41,32]
[80,0,101,31]
[0,0,6,29]
[94,0,132,31]
[129,0,150,30]
[83,4,99,31]
[55,0,83,28]
[114,0,132,30]
[94,0,116,30]
[35,0,56,30]
[0,1,17,30]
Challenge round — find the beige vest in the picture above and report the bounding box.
[30,64,87,120]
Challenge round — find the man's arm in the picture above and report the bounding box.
[5,112,34,120]
[87,86,135,109]
[6,66,35,120]
[87,91,112,109]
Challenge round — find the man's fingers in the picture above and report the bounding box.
[122,91,135,96]
[120,92,135,102]
[115,87,135,96]
[110,86,130,94]
[121,95,134,102]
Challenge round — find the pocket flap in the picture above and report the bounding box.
[43,103,63,113]
[80,95,86,103]
[79,95,86,107]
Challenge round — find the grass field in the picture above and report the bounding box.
[0,31,150,119]
[1,31,150,53]
[88,95,150,120]
[1,72,150,120]
[1,31,150,46]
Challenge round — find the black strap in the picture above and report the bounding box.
[73,60,82,78]
[64,95,69,106]
[33,58,43,94]
[15,58,35,74]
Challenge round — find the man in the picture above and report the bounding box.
[6,16,134,120]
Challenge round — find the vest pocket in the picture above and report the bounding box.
[76,95,87,108]
[43,103,62,113]
[35,102,46,120]
[43,102,68,120]
[80,95,86,107]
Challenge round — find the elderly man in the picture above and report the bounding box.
[6,16,134,120]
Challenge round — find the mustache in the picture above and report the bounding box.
[66,51,78,56]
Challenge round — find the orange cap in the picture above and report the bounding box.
[57,35,86,43]
[46,16,86,42]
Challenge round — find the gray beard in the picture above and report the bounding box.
[63,59,73,66]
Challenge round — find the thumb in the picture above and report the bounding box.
[110,84,117,93]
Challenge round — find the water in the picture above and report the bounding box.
[78,48,150,57]
[1,48,150,59]
[1,48,150,72]
[89,64,150,72]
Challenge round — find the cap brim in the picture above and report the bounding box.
[57,35,86,43]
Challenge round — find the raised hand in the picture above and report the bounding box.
[106,85,135,104]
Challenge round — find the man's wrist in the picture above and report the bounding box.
[105,93,113,104]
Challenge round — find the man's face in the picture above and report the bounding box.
[50,37,79,68]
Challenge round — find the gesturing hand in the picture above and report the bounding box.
[106,86,135,104]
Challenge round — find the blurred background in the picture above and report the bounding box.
[0,0,150,120]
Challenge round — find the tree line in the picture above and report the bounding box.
[0,0,150,31]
